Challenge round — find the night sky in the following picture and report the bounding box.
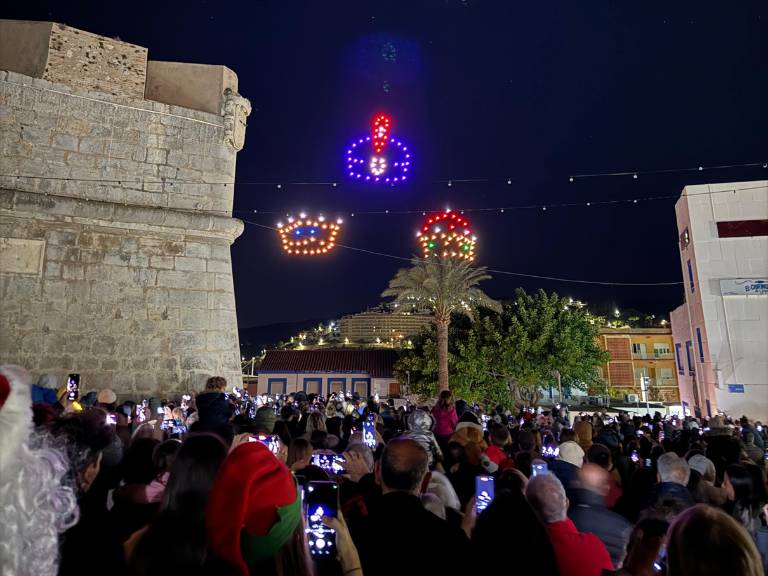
[6,2,768,327]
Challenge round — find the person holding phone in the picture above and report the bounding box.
[205,441,361,575]
[353,438,471,576]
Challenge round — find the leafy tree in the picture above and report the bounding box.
[456,289,608,405]
[382,257,501,392]
[397,289,608,407]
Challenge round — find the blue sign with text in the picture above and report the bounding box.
[727,384,745,394]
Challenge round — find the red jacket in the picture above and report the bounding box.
[545,518,613,576]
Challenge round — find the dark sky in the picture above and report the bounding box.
[6,1,768,327]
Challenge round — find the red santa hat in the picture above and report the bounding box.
[206,441,301,575]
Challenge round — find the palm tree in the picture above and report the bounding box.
[382,257,501,392]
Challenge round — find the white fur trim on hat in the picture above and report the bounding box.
[455,421,483,434]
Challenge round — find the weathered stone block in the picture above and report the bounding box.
[157,269,209,291]
[171,331,205,351]
[208,291,235,310]
[174,255,207,272]
[207,259,231,273]
[150,255,174,270]
[167,289,207,309]
[52,132,79,152]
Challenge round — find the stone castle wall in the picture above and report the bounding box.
[0,22,251,397]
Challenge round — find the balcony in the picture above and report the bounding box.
[632,351,674,360]
[635,377,679,388]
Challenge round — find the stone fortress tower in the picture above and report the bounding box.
[0,20,251,396]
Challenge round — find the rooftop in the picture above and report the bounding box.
[259,349,399,378]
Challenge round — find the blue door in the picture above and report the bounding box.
[327,378,346,396]
[267,378,287,395]
[351,378,371,398]
[303,378,322,395]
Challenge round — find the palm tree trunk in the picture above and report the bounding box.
[436,315,450,392]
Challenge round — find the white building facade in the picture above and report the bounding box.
[670,180,768,421]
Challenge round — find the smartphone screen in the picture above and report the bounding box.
[542,445,559,458]
[644,458,652,468]
[363,421,377,449]
[249,434,280,455]
[66,374,80,401]
[311,452,346,475]
[630,450,640,463]
[532,463,548,477]
[305,481,338,558]
[475,475,495,514]
[106,413,117,425]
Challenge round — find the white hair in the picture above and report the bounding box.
[0,366,79,576]
[345,442,375,472]
[525,474,568,524]
[657,452,690,485]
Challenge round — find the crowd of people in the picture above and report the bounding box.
[1,365,767,576]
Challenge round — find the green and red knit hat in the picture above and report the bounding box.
[206,441,301,575]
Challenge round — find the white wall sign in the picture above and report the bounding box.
[720,279,768,296]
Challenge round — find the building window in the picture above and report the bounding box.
[657,367,674,381]
[685,341,694,374]
[687,260,695,292]
[653,343,671,357]
[696,327,705,362]
[632,343,646,356]
[675,343,684,374]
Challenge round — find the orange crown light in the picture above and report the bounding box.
[277,215,343,256]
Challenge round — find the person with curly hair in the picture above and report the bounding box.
[0,365,79,576]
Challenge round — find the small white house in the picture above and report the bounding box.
[255,349,401,398]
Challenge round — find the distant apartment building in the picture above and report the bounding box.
[670,180,768,421]
[340,309,432,343]
[597,327,680,403]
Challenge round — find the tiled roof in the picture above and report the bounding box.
[259,349,399,378]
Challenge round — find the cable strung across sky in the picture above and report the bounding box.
[240,218,683,287]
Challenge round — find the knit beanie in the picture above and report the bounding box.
[557,441,585,468]
[253,406,277,433]
[207,442,301,575]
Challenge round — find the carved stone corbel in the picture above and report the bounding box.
[222,89,252,151]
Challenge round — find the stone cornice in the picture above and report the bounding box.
[0,187,243,243]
